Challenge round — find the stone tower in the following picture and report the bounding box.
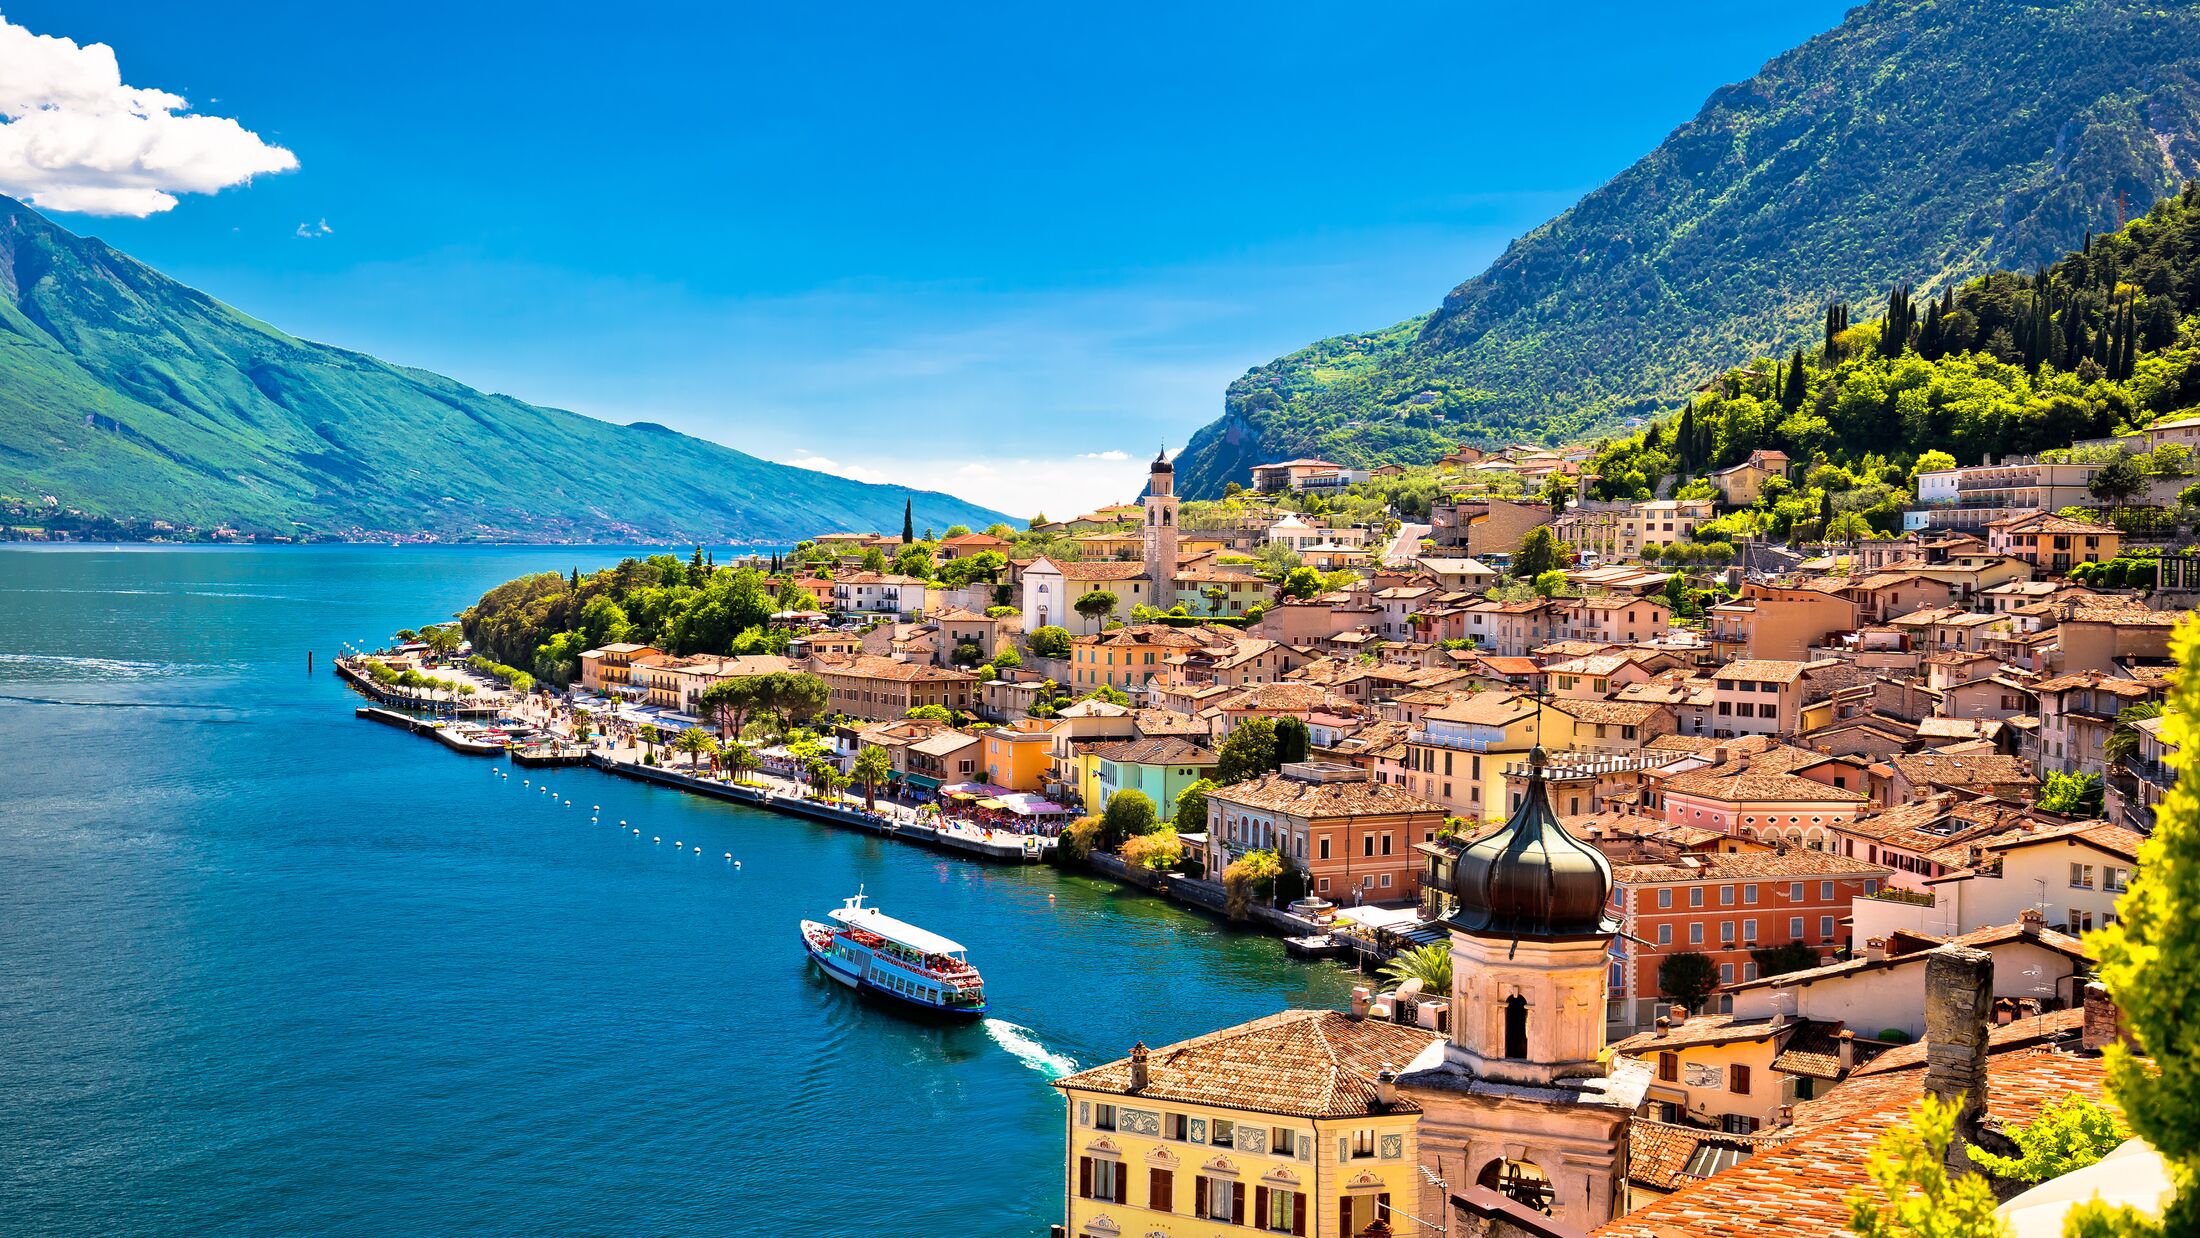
[1397,748,1647,1227]
[1143,450,1178,591]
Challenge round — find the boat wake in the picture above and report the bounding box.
[985,1019,1076,1080]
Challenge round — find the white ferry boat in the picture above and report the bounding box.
[800,891,988,1017]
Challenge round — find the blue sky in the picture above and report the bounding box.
[3,1,1852,517]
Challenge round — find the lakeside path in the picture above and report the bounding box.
[344,674,1357,948]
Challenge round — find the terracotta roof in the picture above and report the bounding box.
[1089,736,1219,767]
[1850,1008,2087,1077]
[1206,772,1445,819]
[1133,708,1209,738]
[1884,750,2033,791]
[1550,699,1672,727]
[1054,1010,1442,1119]
[1422,692,1535,727]
[1029,557,1153,581]
[1614,851,1888,884]
[1725,921,2090,995]
[908,730,982,757]
[1711,660,1811,684]
[811,654,976,683]
[1769,1022,1867,1080]
[1627,1119,1784,1192]
[1611,1014,1833,1056]
[1978,818,2144,863]
[1660,761,1868,805]
[1593,1050,2111,1238]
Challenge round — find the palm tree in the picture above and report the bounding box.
[672,725,714,770]
[637,724,663,759]
[723,741,760,785]
[2106,702,2164,769]
[1380,943,1453,993]
[852,743,893,813]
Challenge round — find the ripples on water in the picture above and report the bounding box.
[0,546,1357,1237]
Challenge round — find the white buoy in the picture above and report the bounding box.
[593,805,600,811]
[674,840,681,847]
[734,860,742,869]
[724,852,732,860]
[633,829,640,835]
[620,820,627,826]
[653,836,661,843]
[693,847,701,854]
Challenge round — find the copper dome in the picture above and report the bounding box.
[1444,747,1618,938]
[1150,450,1174,474]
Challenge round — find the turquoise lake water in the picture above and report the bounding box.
[0,545,1356,1236]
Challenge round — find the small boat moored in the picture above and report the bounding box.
[801,891,987,1017]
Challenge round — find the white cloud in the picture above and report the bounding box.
[0,16,296,216]
[295,218,332,239]
[785,453,891,485]
[1077,449,1130,461]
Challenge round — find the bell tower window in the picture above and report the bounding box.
[1504,995,1528,1060]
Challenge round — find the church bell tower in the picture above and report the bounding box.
[1143,450,1178,590]
[1397,747,1647,1228]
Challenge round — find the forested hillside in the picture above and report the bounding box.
[0,198,1007,540]
[1586,181,2200,540]
[1172,0,2200,498]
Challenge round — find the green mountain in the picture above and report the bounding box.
[0,197,1008,540]
[1173,0,2200,498]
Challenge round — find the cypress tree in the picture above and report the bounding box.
[1782,349,1808,411]
[569,567,579,590]
[1677,402,1697,474]
[901,500,915,544]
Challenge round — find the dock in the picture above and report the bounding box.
[588,755,1050,864]
[354,705,505,755]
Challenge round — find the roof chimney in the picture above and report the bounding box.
[1866,936,1892,962]
[1350,986,1372,1021]
[2018,907,2045,937]
[1654,1016,1671,1037]
[1713,745,1731,766]
[1836,1029,1856,1072]
[1924,944,1993,1172]
[1128,1041,1150,1092]
[2082,982,2127,1052]
[1670,1003,1690,1026]
[1774,1104,1796,1129]
[1373,1065,1399,1109]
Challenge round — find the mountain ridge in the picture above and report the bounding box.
[0,198,1010,540]
[1172,0,2200,498]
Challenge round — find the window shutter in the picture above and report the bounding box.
[1115,1165,1128,1205]
[1079,1156,1092,1200]
[1151,1168,1172,1214]
[1733,1063,1751,1094]
[1292,1190,1307,1236]
[1256,1186,1270,1229]
[1232,1181,1246,1226]
[1379,1191,1391,1229]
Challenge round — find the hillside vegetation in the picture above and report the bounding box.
[1173,0,2200,497]
[0,198,1006,540]
[1587,181,2200,540]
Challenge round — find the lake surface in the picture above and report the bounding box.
[0,545,1355,1237]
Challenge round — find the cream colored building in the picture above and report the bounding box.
[1054,1012,1438,1238]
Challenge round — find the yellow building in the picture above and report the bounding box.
[979,723,1056,792]
[1055,1011,1439,1238]
[1069,624,1213,692]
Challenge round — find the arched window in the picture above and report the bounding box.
[1477,1157,1553,1214]
[1503,995,1528,1060]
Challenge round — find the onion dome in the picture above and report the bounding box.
[1445,747,1618,938]
[1150,449,1174,474]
